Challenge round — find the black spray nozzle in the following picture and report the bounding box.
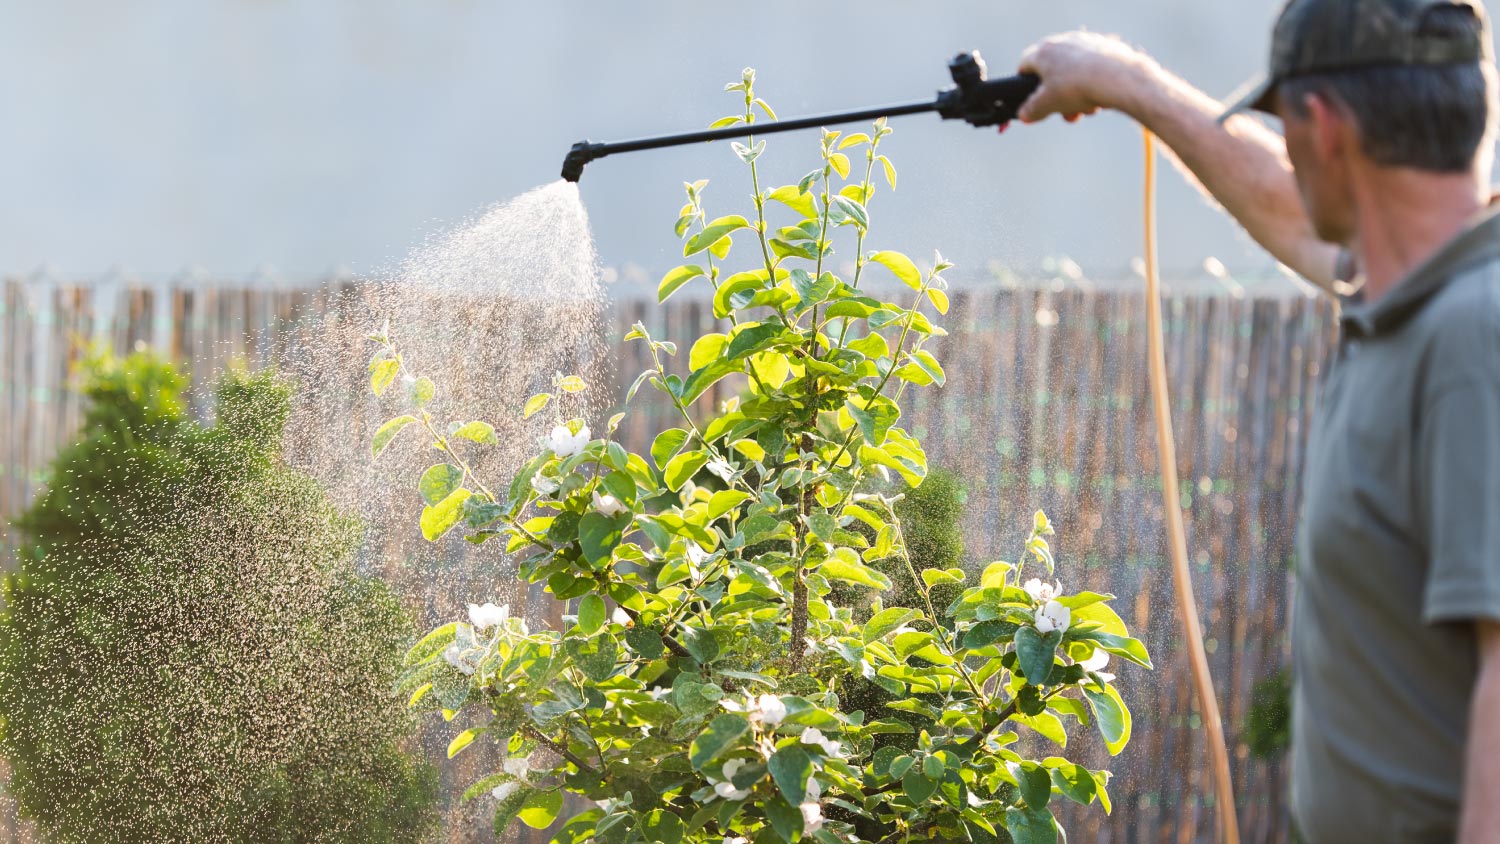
[560,50,1039,183]
[936,51,1040,127]
[562,141,606,182]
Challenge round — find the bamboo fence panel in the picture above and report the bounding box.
[0,273,1335,844]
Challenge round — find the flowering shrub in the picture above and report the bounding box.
[368,69,1151,844]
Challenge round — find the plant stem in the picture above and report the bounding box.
[521,724,600,780]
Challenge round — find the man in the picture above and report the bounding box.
[1014,1,1500,841]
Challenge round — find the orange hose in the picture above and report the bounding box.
[1140,128,1241,844]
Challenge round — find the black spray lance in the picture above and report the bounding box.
[558,49,1244,844]
[561,51,1036,182]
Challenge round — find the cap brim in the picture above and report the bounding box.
[1217,74,1278,124]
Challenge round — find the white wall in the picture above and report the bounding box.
[2,1,1320,281]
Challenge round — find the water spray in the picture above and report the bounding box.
[558,51,1242,843]
[561,51,1037,182]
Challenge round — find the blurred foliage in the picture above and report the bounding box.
[1245,668,1291,760]
[0,350,438,843]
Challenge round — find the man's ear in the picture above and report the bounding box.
[1304,91,1353,164]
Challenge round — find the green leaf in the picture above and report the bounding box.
[625,627,665,660]
[902,768,937,804]
[419,463,464,506]
[877,154,897,190]
[577,594,606,635]
[579,512,628,567]
[926,287,950,315]
[370,358,400,396]
[1014,626,1063,686]
[831,195,867,228]
[846,396,900,445]
[1049,763,1098,806]
[663,450,708,491]
[453,420,497,445]
[961,619,1017,650]
[523,393,551,419]
[518,789,564,829]
[565,634,619,682]
[864,608,919,643]
[659,265,705,303]
[764,795,803,843]
[371,415,417,458]
[712,271,768,319]
[820,548,892,591]
[421,488,473,541]
[1004,805,1057,844]
[768,185,816,219]
[685,215,749,256]
[689,714,749,769]
[1017,764,1051,808]
[870,250,922,290]
[708,490,752,520]
[726,322,786,360]
[755,98,778,121]
[651,428,690,470]
[769,744,812,804]
[1076,630,1153,669]
[910,350,946,386]
[642,809,684,844]
[408,376,435,407]
[1083,684,1132,755]
[447,728,480,759]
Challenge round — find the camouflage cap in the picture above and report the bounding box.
[1219,0,1492,121]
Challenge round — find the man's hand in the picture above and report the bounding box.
[1011,31,1344,291]
[1459,621,1500,843]
[1016,31,1157,124]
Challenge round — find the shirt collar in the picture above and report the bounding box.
[1341,204,1500,337]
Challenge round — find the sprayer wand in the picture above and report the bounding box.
[561,51,1037,182]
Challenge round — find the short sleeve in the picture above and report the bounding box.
[1420,380,1500,625]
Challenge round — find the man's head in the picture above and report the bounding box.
[1222,0,1497,243]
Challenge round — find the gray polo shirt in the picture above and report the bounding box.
[1293,207,1500,843]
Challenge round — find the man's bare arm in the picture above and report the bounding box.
[1015,32,1344,293]
[1459,621,1500,843]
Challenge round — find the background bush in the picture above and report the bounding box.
[0,350,438,843]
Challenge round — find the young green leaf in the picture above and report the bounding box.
[523,393,551,419]
[371,415,417,458]
[685,216,749,257]
[658,265,705,303]
[869,251,922,290]
[689,714,749,769]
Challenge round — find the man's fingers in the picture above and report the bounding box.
[1016,82,1045,123]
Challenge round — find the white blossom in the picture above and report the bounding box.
[800,801,824,834]
[530,474,561,496]
[800,727,842,757]
[1036,600,1071,634]
[592,490,629,517]
[706,458,736,483]
[548,424,591,458]
[1023,578,1062,603]
[748,694,787,727]
[711,758,751,801]
[612,606,632,626]
[503,754,533,780]
[723,838,749,844]
[442,642,476,676]
[1079,648,1115,684]
[468,602,510,631]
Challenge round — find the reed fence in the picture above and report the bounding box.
[0,271,1336,843]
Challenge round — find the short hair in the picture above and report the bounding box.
[1278,5,1497,172]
